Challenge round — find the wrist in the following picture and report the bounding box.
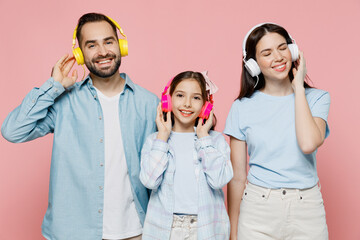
[197,131,210,139]
[157,132,170,142]
[293,84,305,94]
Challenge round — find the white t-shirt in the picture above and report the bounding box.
[96,88,142,239]
[171,131,198,214]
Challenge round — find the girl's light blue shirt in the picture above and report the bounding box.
[140,130,233,239]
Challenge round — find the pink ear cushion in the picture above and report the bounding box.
[161,94,172,112]
[199,102,213,119]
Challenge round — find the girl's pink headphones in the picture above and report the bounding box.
[161,78,214,120]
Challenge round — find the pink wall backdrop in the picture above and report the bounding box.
[0,0,359,239]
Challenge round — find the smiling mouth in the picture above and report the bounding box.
[272,63,286,72]
[98,59,112,64]
[179,110,194,117]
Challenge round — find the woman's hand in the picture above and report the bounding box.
[155,103,172,142]
[196,109,214,138]
[292,51,307,93]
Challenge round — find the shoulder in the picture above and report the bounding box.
[231,92,261,108]
[305,88,329,97]
[208,130,227,142]
[305,88,330,104]
[133,83,159,101]
[123,73,158,100]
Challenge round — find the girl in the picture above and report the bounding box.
[225,23,330,240]
[140,71,233,240]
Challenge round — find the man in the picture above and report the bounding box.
[1,13,158,240]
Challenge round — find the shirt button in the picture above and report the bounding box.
[99,186,103,190]
[99,116,102,120]
[99,138,103,143]
[94,95,97,99]
[100,163,104,167]
[98,209,102,213]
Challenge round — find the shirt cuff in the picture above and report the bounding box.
[196,135,213,150]
[151,139,169,152]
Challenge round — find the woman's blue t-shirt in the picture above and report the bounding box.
[224,88,330,189]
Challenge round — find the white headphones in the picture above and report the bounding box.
[242,23,299,78]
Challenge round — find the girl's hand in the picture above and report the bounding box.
[155,103,172,142]
[292,51,307,93]
[196,109,214,138]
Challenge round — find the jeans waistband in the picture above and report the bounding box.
[172,214,197,228]
[245,182,321,200]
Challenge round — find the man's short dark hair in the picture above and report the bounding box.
[76,12,118,45]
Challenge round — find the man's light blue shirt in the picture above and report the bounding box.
[1,73,159,240]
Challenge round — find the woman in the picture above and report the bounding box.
[225,23,330,240]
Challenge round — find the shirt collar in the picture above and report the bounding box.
[79,72,135,92]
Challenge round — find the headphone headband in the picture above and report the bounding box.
[72,15,128,67]
[242,22,295,60]
[242,22,299,80]
[162,78,174,96]
[72,16,127,49]
[161,73,214,119]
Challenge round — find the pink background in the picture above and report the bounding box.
[0,0,359,239]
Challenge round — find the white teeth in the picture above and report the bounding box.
[98,60,111,64]
[274,64,285,69]
[180,110,192,114]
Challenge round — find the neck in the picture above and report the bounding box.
[261,77,293,96]
[91,72,125,97]
[172,124,195,133]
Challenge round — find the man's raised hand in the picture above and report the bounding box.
[52,54,78,88]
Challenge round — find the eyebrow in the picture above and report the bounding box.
[84,36,117,47]
[260,42,287,54]
[174,90,202,95]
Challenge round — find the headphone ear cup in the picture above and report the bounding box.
[119,39,128,57]
[288,43,299,62]
[199,101,213,120]
[72,47,84,65]
[161,94,172,112]
[245,58,261,77]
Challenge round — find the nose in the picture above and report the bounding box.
[98,44,108,56]
[184,97,191,108]
[273,50,283,61]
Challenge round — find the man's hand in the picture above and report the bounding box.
[52,54,78,88]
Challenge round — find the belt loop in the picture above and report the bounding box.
[318,181,322,190]
[296,189,303,200]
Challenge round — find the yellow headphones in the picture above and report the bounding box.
[72,16,128,65]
